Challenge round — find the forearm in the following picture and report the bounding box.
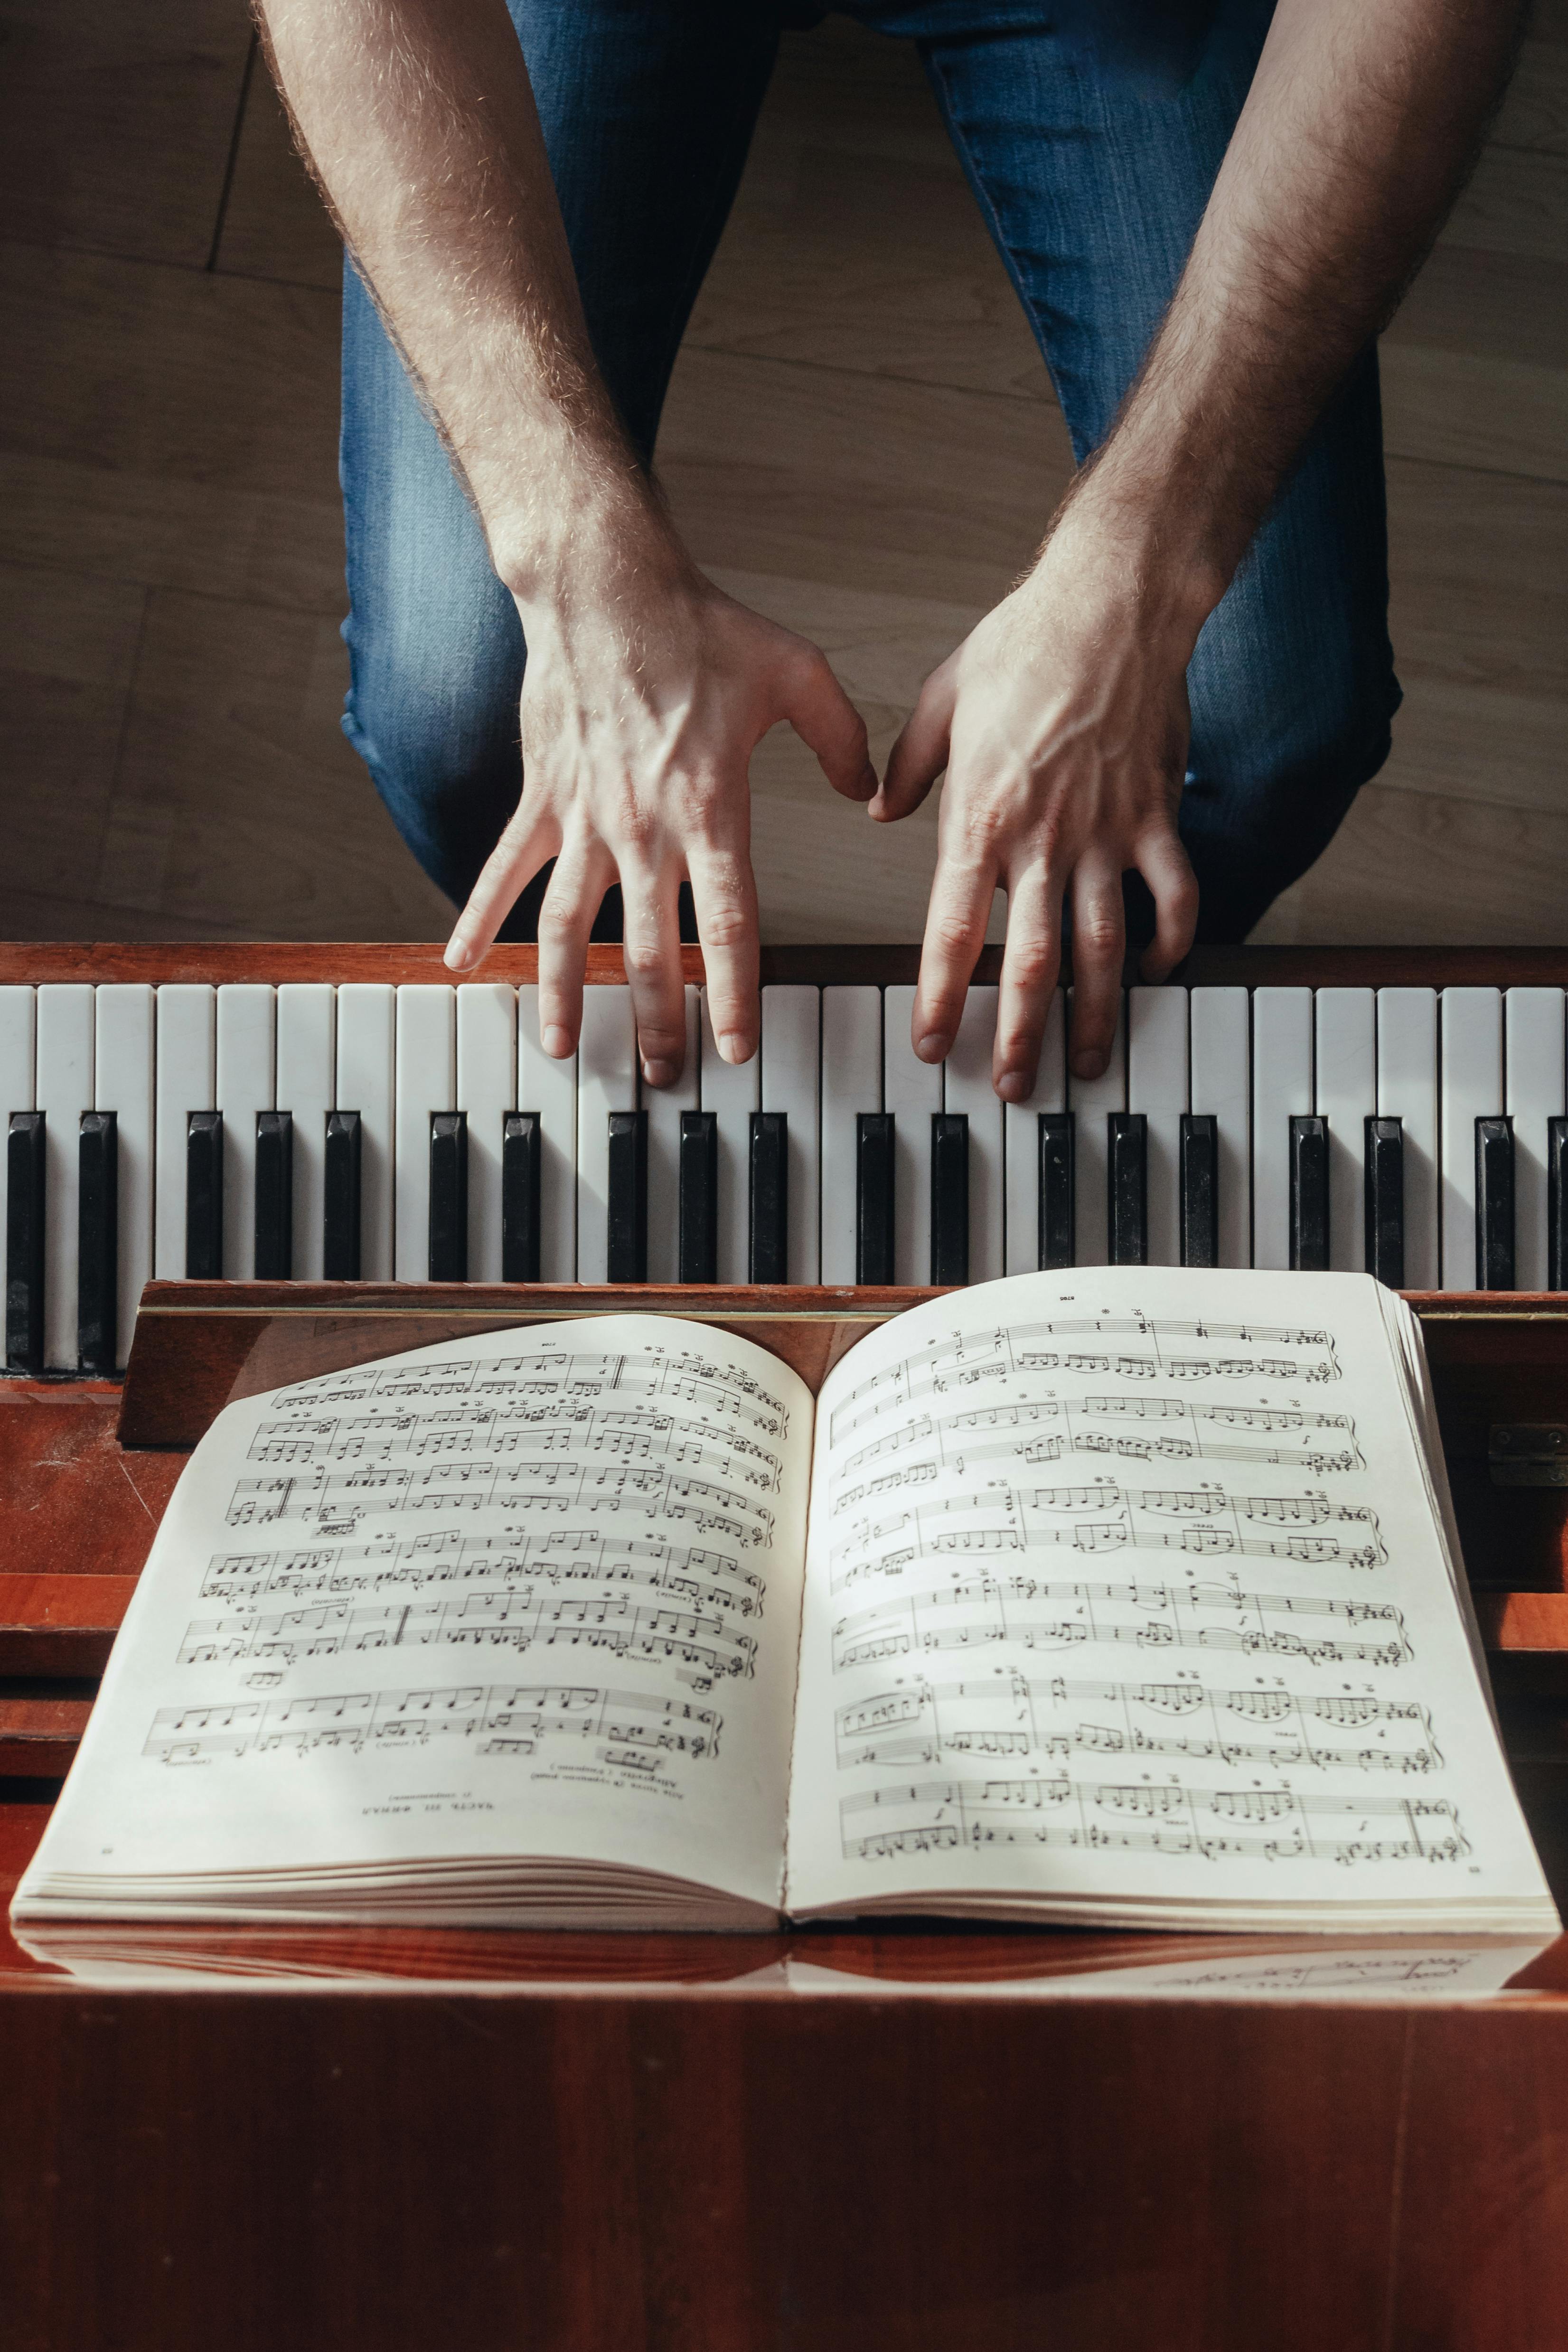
[254,0,678,600]
[1064,0,1524,609]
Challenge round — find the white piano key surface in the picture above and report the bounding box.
[1314,988,1375,1274]
[761,984,820,1284]
[1251,989,1313,1273]
[1506,988,1565,1293]
[1440,988,1503,1291]
[643,986,699,1285]
[576,986,636,1284]
[943,984,1003,1284]
[456,982,516,1284]
[0,986,37,1331]
[153,984,214,1279]
[1128,986,1188,1272]
[883,984,942,1287]
[1004,989,1065,1276]
[216,985,275,1283]
[94,984,155,1366]
[394,986,454,1282]
[821,987,881,1286]
[275,983,335,1283]
[1377,989,1438,1292]
[1189,987,1250,1269]
[1066,990,1127,1269]
[517,987,577,1283]
[336,983,396,1281]
[699,989,760,1286]
[36,985,94,1367]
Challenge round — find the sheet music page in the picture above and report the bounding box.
[784,1270,1556,1929]
[20,1316,812,1919]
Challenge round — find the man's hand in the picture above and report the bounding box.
[446,555,873,1078]
[873,491,1202,1096]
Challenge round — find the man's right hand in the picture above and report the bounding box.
[443,545,875,1083]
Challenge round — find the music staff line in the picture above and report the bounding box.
[831,1576,1411,1675]
[272,1348,791,1442]
[144,1680,723,1769]
[834,1674,1441,1777]
[224,1459,773,1551]
[198,1531,765,1615]
[837,1776,1469,1868]
[248,1403,784,1490]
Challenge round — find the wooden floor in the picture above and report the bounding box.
[2,6,1564,948]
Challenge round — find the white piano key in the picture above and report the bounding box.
[1250,989,1313,1272]
[1189,987,1250,1269]
[883,985,942,1286]
[821,987,881,1286]
[699,989,761,1285]
[456,982,516,1284]
[275,983,335,1282]
[216,985,275,1282]
[1003,990,1065,1274]
[517,987,578,1282]
[1066,991,1126,1269]
[1440,987,1503,1291]
[36,985,94,1366]
[94,985,154,1365]
[153,984,214,1277]
[1127,987,1188,1269]
[394,985,454,1281]
[1506,986,1565,1293]
[761,985,821,1284]
[1314,988,1375,1274]
[1377,988,1438,1291]
[942,984,1003,1283]
[576,986,636,1284]
[0,987,36,1318]
[644,986,700,1284]
[335,983,396,1281]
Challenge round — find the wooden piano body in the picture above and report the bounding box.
[6,943,1568,2352]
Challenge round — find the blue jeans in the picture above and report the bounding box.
[340,0,1400,946]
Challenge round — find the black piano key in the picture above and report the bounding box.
[254,1110,294,1282]
[324,1110,363,1281]
[428,1111,469,1282]
[679,1112,718,1284]
[1038,1111,1075,1271]
[606,1109,648,1284]
[856,1113,895,1286]
[5,1112,45,1374]
[501,1112,541,1283]
[185,1111,224,1281]
[1179,1114,1219,1269]
[1363,1115,1405,1290]
[77,1110,118,1374]
[1475,1115,1515,1291]
[1108,1112,1148,1267]
[930,1113,969,1286]
[1289,1115,1330,1272]
[749,1112,789,1286]
[1549,1116,1568,1292]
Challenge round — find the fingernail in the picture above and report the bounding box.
[543,1025,573,1059]
[916,1032,948,1063]
[642,1059,675,1088]
[996,1070,1029,1103]
[444,940,474,973]
[720,1032,750,1064]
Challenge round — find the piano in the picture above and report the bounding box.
[4,939,1568,2350]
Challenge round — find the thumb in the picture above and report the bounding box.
[872,666,956,822]
[779,646,877,802]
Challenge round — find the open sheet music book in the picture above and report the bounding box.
[14,1272,1559,1936]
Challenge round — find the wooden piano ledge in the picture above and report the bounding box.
[0,1696,93,1778]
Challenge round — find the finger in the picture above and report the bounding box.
[535,833,617,1059]
[686,828,761,1066]
[913,838,998,1065]
[993,864,1063,1103]
[1067,860,1126,1080]
[781,646,876,803]
[444,803,558,975]
[870,666,957,823]
[618,860,690,1087]
[1135,826,1200,983]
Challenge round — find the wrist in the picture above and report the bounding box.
[1035,469,1226,652]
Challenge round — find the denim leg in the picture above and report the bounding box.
[338,1,781,940]
[888,0,1400,942]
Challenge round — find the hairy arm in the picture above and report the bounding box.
[885,0,1524,1093]
[254,0,872,1076]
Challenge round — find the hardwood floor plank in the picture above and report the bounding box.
[1252,785,1568,946]
[1385,460,1568,702]
[214,66,342,291]
[0,561,144,898]
[1493,37,1568,157]
[0,0,252,268]
[1380,343,1568,484]
[1442,146,1568,267]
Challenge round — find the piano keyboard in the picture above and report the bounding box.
[5,975,1568,1370]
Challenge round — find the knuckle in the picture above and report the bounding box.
[700,904,752,953]
[1005,940,1057,993]
[930,912,981,960]
[620,939,669,985]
